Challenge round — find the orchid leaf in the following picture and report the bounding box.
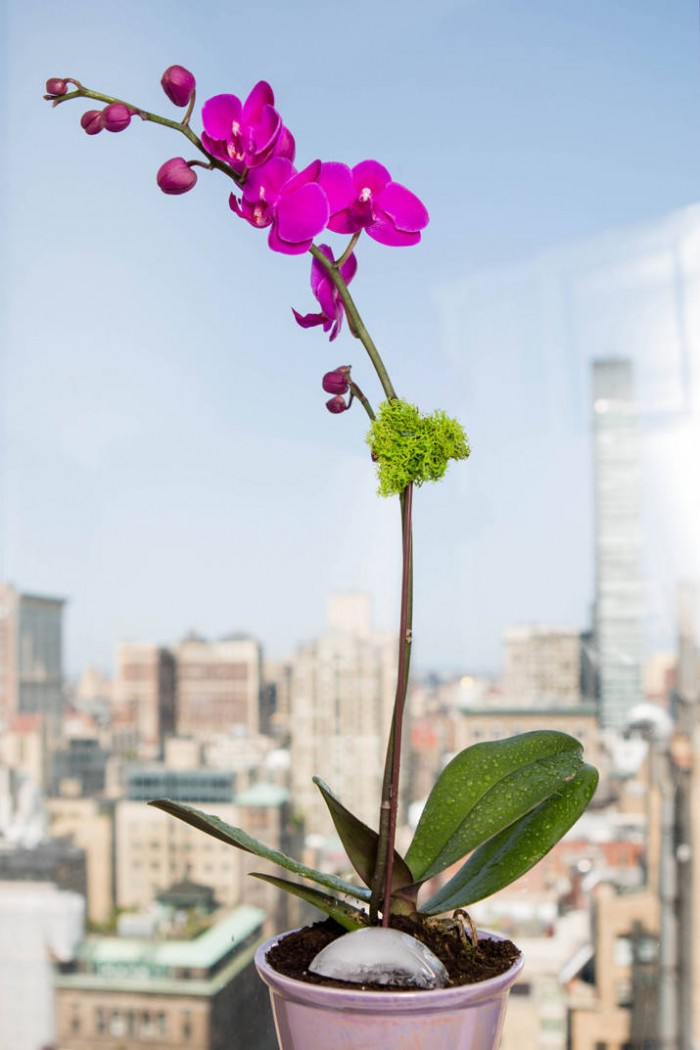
[313,777,414,891]
[149,799,370,902]
[251,873,368,931]
[406,731,587,881]
[419,763,599,915]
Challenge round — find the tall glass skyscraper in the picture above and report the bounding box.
[592,359,644,728]
[0,582,65,730]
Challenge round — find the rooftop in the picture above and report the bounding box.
[55,904,267,997]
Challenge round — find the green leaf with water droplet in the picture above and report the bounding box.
[149,798,370,902]
[251,873,368,931]
[419,763,599,914]
[314,777,414,892]
[405,731,588,881]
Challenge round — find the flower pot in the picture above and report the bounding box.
[255,931,523,1050]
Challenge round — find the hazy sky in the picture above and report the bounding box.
[4,0,700,677]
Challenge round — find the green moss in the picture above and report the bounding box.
[367,399,470,497]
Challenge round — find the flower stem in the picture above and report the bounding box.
[309,245,397,403]
[348,381,375,421]
[370,484,413,922]
[336,232,361,270]
[49,84,242,186]
[309,243,414,924]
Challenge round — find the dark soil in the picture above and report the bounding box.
[266,917,521,991]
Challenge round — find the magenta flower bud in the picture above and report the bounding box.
[80,109,104,136]
[322,368,350,395]
[326,395,349,414]
[161,65,196,107]
[156,157,198,195]
[102,103,132,133]
[46,78,68,96]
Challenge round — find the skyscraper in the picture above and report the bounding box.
[289,593,397,836]
[0,582,65,730]
[592,359,644,728]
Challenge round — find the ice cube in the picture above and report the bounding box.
[308,926,449,989]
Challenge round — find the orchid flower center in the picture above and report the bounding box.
[227,121,246,162]
[359,187,372,203]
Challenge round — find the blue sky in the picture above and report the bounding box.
[4,0,700,676]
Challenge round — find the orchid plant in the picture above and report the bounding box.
[44,68,598,935]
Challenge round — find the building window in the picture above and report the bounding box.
[109,1011,126,1037]
[70,1004,81,1034]
[95,1007,106,1035]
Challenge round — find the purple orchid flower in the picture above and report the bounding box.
[292,244,358,340]
[319,160,429,246]
[201,81,294,172]
[229,159,329,255]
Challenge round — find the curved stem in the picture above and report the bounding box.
[49,85,242,186]
[348,381,375,421]
[370,484,414,922]
[309,244,397,402]
[309,244,413,924]
[336,232,361,271]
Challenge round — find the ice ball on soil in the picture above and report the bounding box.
[309,927,449,989]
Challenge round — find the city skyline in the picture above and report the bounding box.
[5,0,700,678]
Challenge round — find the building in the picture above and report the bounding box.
[51,736,109,797]
[114,642,176,758]
[0,581,65,731]
[289,593,397,836]
[0,837,87,897]
[47,796,115,926]
[592,359,644,728]
[174,633,262,738]
[0,881,84,1050]
[502,624,583,707]
[115,783,291,923]
[54,904,277,1050]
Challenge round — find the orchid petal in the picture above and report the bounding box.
[201,94,241,138]
[326,209,359,235]
[367,212,422,247]
[292,309,328,330]
[276,183,329,243]
[339,252,358,285]
[201,132,231,165]
[268,224,313,255]
[228,193,244,218]
[378,182,429,232]
[250,105,282,159]
[310,245,334,296]
[315,278,338,322]
[285,159,323,194]
[275,126,296,162]
[352,159,391,195]
[319,162,355,214]
[242,80,275,123]
[243,157,295,202]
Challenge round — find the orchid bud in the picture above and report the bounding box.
[322,368,350,395]
[102,103,132,133]
[161,65,196,107]
[326,395,349,414]
[157,157,198,195]
[80,110,104,136]
[46,78,68,96]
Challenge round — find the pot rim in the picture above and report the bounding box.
[255,928,524,1013]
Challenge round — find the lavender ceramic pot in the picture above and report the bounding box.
[255,931,523,1050]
